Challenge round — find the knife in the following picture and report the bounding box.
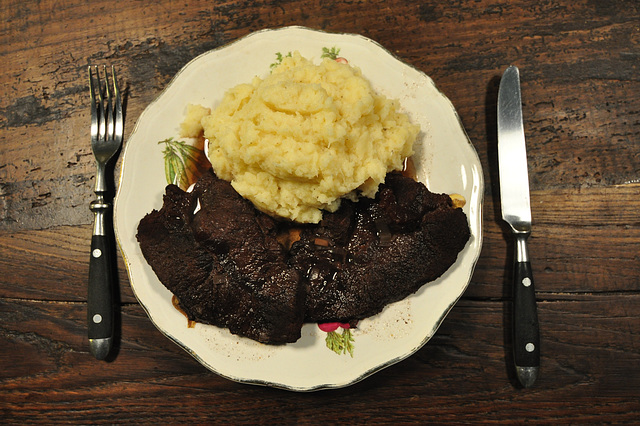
[497,65,540,388]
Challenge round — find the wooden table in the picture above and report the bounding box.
[2,0,639,423]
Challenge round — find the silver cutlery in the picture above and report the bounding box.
[497,65,540,388]
[87,65,123,360]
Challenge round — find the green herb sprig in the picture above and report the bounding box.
[270,51,292,70]
[325,329,355,357]
[321,46,341,60]
[159,137,209,189]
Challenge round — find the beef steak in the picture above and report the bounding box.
[289,172,471,322]
[137,169,470,344]
[137,171,304,344]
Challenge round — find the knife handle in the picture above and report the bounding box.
[512,233,540,386]
[88,200,114,360]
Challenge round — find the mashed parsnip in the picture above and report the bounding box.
[181,51,419,223]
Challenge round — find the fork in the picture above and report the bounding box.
[87,65,123,360]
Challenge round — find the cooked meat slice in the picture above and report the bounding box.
[190,171,304,344]
[137,170,470,344]
[136,184,216,319]
[136,171,304,344]
[289,172,470,322]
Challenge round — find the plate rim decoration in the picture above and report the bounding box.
[114,25,484,391]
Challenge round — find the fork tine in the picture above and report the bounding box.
[111,65,123,142]
[94,66,106,143]
[89,65,123,157]
[103,65,114,142]
[88,66,98,142]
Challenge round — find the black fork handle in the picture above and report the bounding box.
[88,199,114,360]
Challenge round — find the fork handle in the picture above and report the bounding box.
[88,200,114,360]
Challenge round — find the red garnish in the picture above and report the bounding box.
[318,322,351,333]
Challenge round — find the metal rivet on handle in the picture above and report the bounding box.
[525,342,535,352]
[522,277,531,287]
[92,248,102,258]
[93,314,103,324]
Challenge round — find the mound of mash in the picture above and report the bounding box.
[180,51,420,223]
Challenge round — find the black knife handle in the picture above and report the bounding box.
[87,233,114,356]
[513,234,540,372]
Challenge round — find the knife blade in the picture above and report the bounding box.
[497,65,540,388]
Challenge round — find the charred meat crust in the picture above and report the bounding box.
[137,169,470,344]
[137,173,304,344]
[290,172,470,322]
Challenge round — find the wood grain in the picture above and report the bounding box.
[1,297,638,422]
[1,0,639,422]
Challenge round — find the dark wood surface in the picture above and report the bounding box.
[2,0,639,423]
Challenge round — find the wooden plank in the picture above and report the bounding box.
[0,296,638,422]
[0,225,135,302]
[471,225,640,298]
[468,183,640,297]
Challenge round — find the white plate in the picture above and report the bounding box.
[114,26,484,391]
